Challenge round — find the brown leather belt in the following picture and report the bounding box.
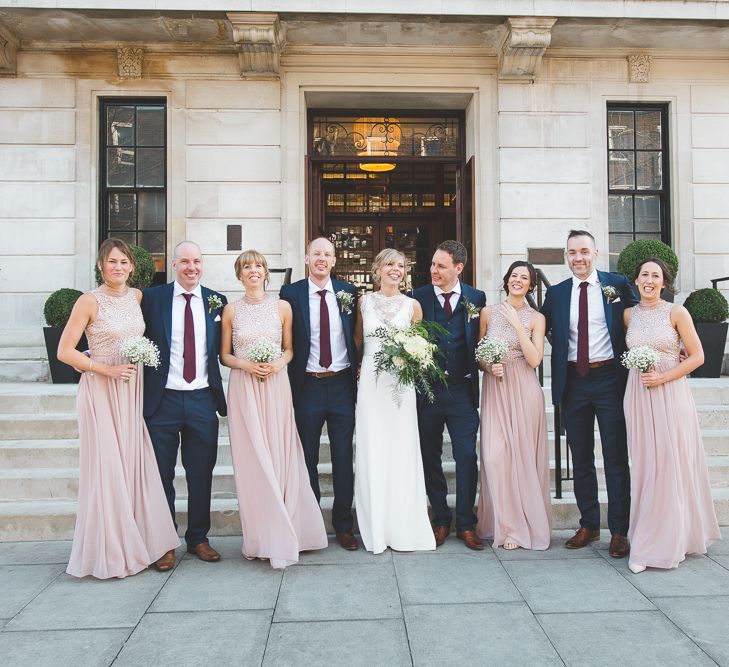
[568,359,614,370]
[306,368,350,379]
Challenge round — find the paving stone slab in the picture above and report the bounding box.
[0,628,131,667]
[292,538,392,565]
[538,610,716,666]
[708,552,729,570]
[653,595,729,666]
[0,564,63,618]
[491,539,599,561]
[394,553,521,605]
[503,558,654,614]
[607,553,729,598]
[7,569,169,631]
[263,619,411,666]
[274,563,401,622]
[151,557,281,613]
[0,540,72,566]
[115,610,271,666]
[405,602,562,666]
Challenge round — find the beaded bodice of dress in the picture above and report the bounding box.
[362,293,413,358]
[232,296,282,359]
[487,302,534,362]
[626,300,679,364]
[86,288,145,357]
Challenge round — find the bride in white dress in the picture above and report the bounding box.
[354,248,436,554]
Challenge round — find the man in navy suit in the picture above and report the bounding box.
[280,237,359,550]
[541,230,637,557]
[412,240,486,550]
[141,241,227,569]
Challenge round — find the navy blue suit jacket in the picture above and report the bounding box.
[541,270,638,407]
[141,283,228,418]
[280,278,358,405]
[412,283,486,404]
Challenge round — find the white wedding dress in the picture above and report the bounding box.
[354,293,436,553]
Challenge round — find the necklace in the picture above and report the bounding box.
[244,292,266,304]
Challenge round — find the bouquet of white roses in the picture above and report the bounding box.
[244,337,282,382]
[369,321,446,404]
[621,346,660,389]
[120,336,161,382]
[475,337,509,383]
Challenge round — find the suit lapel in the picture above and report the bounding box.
[597,271,613,332]
[331,279,350,335]
[423,285,436,322]
[200,285,214,354]
[162,282,174,351]
[559,279,571,335]
[299,280,311,341]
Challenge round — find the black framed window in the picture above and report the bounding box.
[100,98,167,283]
[607,104,670,270]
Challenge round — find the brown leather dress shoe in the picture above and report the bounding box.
[565,527,600,549]
[609,535,630,558]
[152,549,175,572]
[456,529,484,551]
[335,532,359,551]
[186,542,221,562]
[433,525,450,547]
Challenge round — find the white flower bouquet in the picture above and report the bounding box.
[243,337,282,382]
[369,321,446,404]
[475,336,509,383]
[621,345,661,389]
[120,336,161,382]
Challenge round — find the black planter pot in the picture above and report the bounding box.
[691,321,728,378]
[43,327,88,384]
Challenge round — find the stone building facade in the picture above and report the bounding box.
[1,1,728,379]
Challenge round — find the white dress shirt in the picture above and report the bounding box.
[568,270,613,363]
[433,281,462,312]
[306,278,350,373]
[166,281,209,390]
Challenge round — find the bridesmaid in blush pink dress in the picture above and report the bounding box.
[623,258,720,573]
[57,238,179,579]
[476,261,552,551]
[221,250,327,568]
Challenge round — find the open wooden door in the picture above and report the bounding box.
[458,156,476,286]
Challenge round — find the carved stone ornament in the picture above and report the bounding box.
[227,12,285,77]
[0,22,19,75]
[117,47,144,79]
[628,54,651,83]
[498,17,558,82]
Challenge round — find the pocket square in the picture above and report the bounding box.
[611,297,621,304]
[214,315,221,322]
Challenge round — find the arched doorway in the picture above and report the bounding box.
[307,110,474,290]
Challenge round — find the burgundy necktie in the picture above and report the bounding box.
[576,282,589,377]
[442,292,453,317]
[318,290,332,369]
[182,293,196,383]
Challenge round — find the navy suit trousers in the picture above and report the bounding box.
[145,388,219,546]
[561,365,631,535]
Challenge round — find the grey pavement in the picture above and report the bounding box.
[1,529,729,666]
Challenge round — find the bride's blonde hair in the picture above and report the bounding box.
[371,248,408,290]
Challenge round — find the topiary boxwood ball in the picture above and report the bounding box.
[43,288,84,328]
[683,288,729,323]
[94,244,157,289]
[617,239,679,281]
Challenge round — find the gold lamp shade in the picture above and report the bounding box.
[354,117,401,172]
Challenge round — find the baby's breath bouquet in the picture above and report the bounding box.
[475,337,509,383]
[244,338,282,382]
[120,336,161,382]
[369,321,446,404]
[621,346,661,389]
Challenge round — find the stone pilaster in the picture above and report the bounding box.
[0,22,19,76]
[227,12,285,77]
[117,47,144,79]
[628,54,651,83]
[498,17,557,82]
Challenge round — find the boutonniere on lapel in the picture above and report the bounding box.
[461,296,481,321]
[601,285,619,304]
[336,290,354,315]
[207,294,223,314]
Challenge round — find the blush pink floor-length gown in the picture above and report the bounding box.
[227,296,327,568]
[625,300,720,570]
[476,302,552,550]
[66,288,179,579]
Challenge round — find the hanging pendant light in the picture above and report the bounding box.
[354,117,401,173]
